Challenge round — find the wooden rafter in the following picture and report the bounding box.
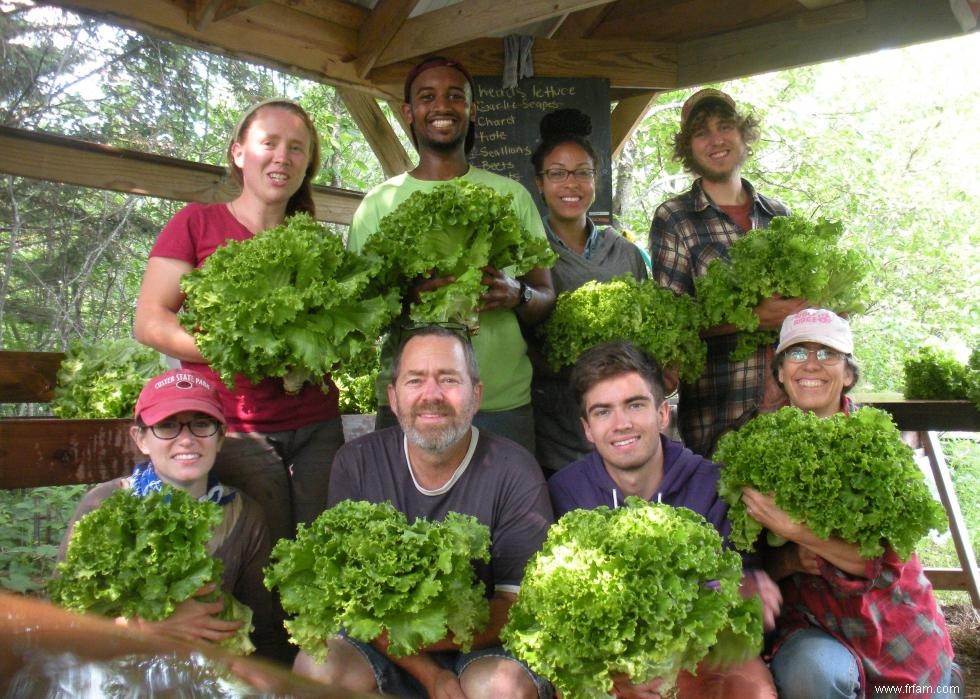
[0,126,363,225]
[375,0,617,69]
[549,4,616,39]
[610,92,657,159]
[370,36,677,90]
[336,87,414,177]
[796,0,851,7]
[192,0,268,31]
[677,0,961,88]
[355,0,424,80]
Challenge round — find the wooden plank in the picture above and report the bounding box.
[376,0,617,68]
[370,37,678,91]
[190,0,223,31]
[0,126,363,225]
[336,88,414,178]
[45,0,387,95]
[677,0,963,88]
[860,399,980,432]
[922,431,980,607]
[797,0,851,7]
[0,352,65,404]
[0,418,139,489]
[611,92,657,159]
[550,4,615,39]
[355,0,424,80]
[924,567,980,593]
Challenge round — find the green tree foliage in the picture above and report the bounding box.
[620,35,979,392]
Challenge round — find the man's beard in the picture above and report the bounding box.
[691,143,748,182]
[398,398,476,454]
[413,125,467,154]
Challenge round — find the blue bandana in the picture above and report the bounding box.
[130,461,237,506]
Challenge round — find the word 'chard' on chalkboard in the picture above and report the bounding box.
[469,77,612,225]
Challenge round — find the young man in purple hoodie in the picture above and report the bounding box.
[548,341,779,699]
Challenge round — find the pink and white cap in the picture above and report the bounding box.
[776,309,853,355]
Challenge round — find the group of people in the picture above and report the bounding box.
[55,55,961,698]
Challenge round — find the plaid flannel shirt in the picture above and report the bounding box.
[774,550,954,697]
[649,178,789,456]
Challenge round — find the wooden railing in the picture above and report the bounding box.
[2,351,977,605]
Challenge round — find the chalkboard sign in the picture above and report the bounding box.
[469,77,612,225]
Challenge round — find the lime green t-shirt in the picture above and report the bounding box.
[348,168,547,412]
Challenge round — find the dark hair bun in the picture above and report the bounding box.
[540,108,592,141]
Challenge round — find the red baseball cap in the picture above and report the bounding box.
[134,369,226,426]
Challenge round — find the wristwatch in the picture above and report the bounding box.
[517,281,533,306]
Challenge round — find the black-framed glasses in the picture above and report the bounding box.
[784,347,844,366]
[538,167,595,183]
[149,417,221,440]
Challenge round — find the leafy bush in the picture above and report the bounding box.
[264,499,491,661]
[51,338,167,418]
[715,406,947,559]
[502,498,761,698]
[0,485,86,594]
[539,275,706,382]
[904,345,979,407]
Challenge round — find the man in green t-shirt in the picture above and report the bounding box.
[348,56,555,453]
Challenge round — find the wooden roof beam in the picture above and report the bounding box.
[677,0,964,88]
[355,0,424,79]
[44,0,394,97]
[0,126,362,225]
[370,36,677,91]
[796,0,851,7]
[375,0,617,69]
[336,87,414,177]
[191,0,270,32]
[611,92,658,159]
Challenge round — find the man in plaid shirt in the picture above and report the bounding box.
[649,89,807,457]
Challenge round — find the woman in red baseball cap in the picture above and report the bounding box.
[56,368,292,664]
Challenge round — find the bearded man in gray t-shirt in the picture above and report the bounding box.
[293,324,554,699]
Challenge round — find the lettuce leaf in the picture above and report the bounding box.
[539,274,706,382]
[362,181,556,330]
[264,499,491,661]
[51,337,167,418]
[49,487,255,654]
[695,215,872,360]
[179,213,400,392]
[715,406,947,559]
[502,498,761,698]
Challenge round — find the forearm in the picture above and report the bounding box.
[134,306,205,363]
[790,531,868,578]
[514,267,555,327]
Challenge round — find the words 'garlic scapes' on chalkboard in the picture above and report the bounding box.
[469,77,612,225]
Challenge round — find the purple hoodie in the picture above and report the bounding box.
[548,435,737,552]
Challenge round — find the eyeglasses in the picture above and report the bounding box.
[784,347,844,365]
[148,417,221,440]
[538,167,595,183]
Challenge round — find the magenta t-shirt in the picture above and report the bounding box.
[150,202,339,432]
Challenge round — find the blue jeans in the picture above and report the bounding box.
[770,627,957,699]
[340,633,552,698]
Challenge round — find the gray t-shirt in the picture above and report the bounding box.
[328,426,554,594]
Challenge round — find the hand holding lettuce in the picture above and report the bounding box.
[695,215,872,360]
[361,181,556,330]
[263,499,491,661]
[48,487,255,655]
[715,406,946,559]
[502,498,762,698]
[179,213,400,393]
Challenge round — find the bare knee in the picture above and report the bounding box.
[460,656,538,699]
[292,637,377,693]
